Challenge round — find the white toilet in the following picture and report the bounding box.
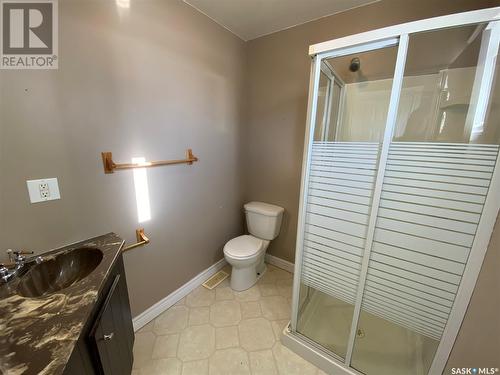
[223,202,284,291]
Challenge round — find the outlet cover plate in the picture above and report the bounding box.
[26,178,61,203]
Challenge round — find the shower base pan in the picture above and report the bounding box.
[282,324,361,375]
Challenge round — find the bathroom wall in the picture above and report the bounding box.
[444,215,500,371]
[242,0,499,263]
[0,0,246,316]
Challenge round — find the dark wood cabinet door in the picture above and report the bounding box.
[90,274,133,375]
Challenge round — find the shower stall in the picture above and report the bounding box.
[284,8,500,375]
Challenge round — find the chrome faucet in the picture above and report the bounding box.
[0,249,35,283]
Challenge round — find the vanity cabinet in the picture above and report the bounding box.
[64,254,134,375]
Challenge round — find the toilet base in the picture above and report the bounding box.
[229,262,267,292]
[256,252,266,276]
[225,240,270,291]
[257,264,267,279]
[230,265,258,291]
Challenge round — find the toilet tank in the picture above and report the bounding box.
[244,202,284,241]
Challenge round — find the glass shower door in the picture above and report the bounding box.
[295,42,399,359]
[349,22,500,375]
[289,9,500,375]
[312,67,332,141]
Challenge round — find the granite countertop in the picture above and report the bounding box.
[0,233,124,375]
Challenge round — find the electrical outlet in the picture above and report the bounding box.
[27,178,61,203]
[39,182,50,199]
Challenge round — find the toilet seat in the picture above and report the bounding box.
[223,235,263,259]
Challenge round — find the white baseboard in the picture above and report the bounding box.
[132,257,227,332]
[132,254,294,332]
[265,254,294,274]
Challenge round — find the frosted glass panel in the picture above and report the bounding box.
[351,23,500,375]
[293,11,500,375]
[297,44,398,359]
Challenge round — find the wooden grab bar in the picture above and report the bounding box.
[102,149,198,174]
[122,228,150,252]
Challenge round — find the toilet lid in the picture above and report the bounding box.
[224,235,263,258]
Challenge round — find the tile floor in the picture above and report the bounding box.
[132,264,327,375]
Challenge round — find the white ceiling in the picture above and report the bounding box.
[183,0,380,41]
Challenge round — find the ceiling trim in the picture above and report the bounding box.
[183,0,381,42]
[246,0,380,41]
[183,0,247,40]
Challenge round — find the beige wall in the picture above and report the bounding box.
[0,0,246,316]
[242,0,499,263]
[445,216,500,371]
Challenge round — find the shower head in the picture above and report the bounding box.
[349,57,360,72]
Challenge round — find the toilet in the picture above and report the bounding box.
[223,202,284,291]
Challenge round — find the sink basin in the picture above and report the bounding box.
[17,247,103,298]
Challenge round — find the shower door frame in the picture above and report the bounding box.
[289,7,500,375]
[318,61,346,142]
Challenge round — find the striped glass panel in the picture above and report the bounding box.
[358,142,499,340]
[297,43,398,361]
[300,141,380,305]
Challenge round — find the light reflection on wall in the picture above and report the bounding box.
[132,157,151,223]
[116,0,130,9]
